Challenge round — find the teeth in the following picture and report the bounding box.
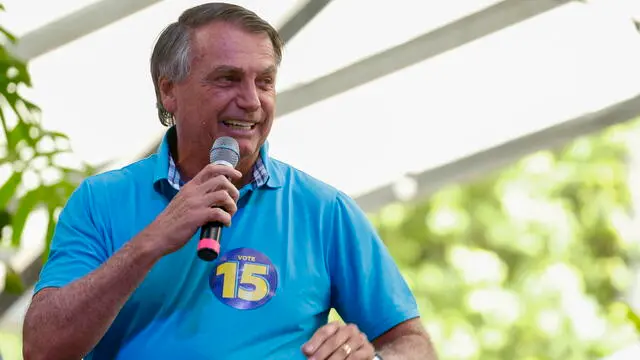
[223,120,254,129]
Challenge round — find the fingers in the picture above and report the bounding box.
[206,207,232,227]
[203,190,238,217]
[197,174,240,202]
[339,333,373,360]
[191,163,242,185]
[302,322,340,357]
[337,333,367,360]
[173,166,240,228]
[303,323,370,360]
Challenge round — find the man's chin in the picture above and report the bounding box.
[237,141,260,162]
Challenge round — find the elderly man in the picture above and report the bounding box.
[22,3,437,360]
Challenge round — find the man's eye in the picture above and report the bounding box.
[258,78,274,88]
[218,75,235,82]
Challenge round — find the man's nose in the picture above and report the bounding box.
[236,81,260,112]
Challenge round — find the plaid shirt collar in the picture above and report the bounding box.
[167,152,269,191]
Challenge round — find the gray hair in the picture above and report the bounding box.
[150,2,284,126]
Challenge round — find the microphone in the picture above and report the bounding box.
[197,136,240,261]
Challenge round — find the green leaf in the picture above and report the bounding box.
[0,99,9,143]
[625,304,640,333]
[0,171,21,209]
[8,119,37,150]
[7,62,34,87]
[10,187,43,247]
[4,265,25,294]
[21,97,41,112]
[0,209,10,229]
[0,25,16,44]
[43,130,69,141]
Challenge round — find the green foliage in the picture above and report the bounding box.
[371,121,640,359]
[0,3,94,293]
[623,302,640,334]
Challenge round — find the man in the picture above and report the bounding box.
[22,3,437,360]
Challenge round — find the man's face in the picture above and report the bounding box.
[161,21,277,166]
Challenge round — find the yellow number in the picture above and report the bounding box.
[216,262,238,298]
[238,264,269,301]
[216,262,269,301]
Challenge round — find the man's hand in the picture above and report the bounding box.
[144,163,242,257]
[302,322,375,360]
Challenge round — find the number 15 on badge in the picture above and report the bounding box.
[209,247,278,310]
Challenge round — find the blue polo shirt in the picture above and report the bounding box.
[35,129,420,359]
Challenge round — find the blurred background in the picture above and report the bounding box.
[2,0,640,359]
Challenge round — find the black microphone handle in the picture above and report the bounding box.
[197,220,224,261]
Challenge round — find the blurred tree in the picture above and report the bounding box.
[0,2,94,293]
[370,121,640,359]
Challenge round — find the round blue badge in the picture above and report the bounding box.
[210,247,278,310]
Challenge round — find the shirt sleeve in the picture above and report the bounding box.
[34,179,109,295]
[328,190,420,340]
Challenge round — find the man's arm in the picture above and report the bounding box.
[22,164,242,360]
[23,234,161,360]
[303,191,438,359]
[301,318,437,360]
[373,318,438,360]
[302,192,436,360]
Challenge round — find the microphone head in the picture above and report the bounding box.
[210,136,240,168]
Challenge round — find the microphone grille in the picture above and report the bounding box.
[210,136,240,168]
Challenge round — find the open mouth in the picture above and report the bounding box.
[222,120,256,131]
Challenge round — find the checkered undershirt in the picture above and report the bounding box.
[167,152,269,191]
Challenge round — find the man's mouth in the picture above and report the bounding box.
[222,120,256,131]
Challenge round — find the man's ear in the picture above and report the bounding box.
[159,76,177,113]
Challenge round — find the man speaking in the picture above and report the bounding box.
[22,3,437,359]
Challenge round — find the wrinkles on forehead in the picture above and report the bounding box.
[188,21,277,74]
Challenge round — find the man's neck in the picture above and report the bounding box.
[235,153,259,187]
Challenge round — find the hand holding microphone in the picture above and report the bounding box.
[145,137,240,260]
[197,137,240,261]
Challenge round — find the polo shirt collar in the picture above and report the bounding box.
[153,127,284,194]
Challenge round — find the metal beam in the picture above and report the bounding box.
[7,0,333,61]
[7,0,163,60]
[275,0,572,116]
[278,0,332,43]
[354,93,640,213]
